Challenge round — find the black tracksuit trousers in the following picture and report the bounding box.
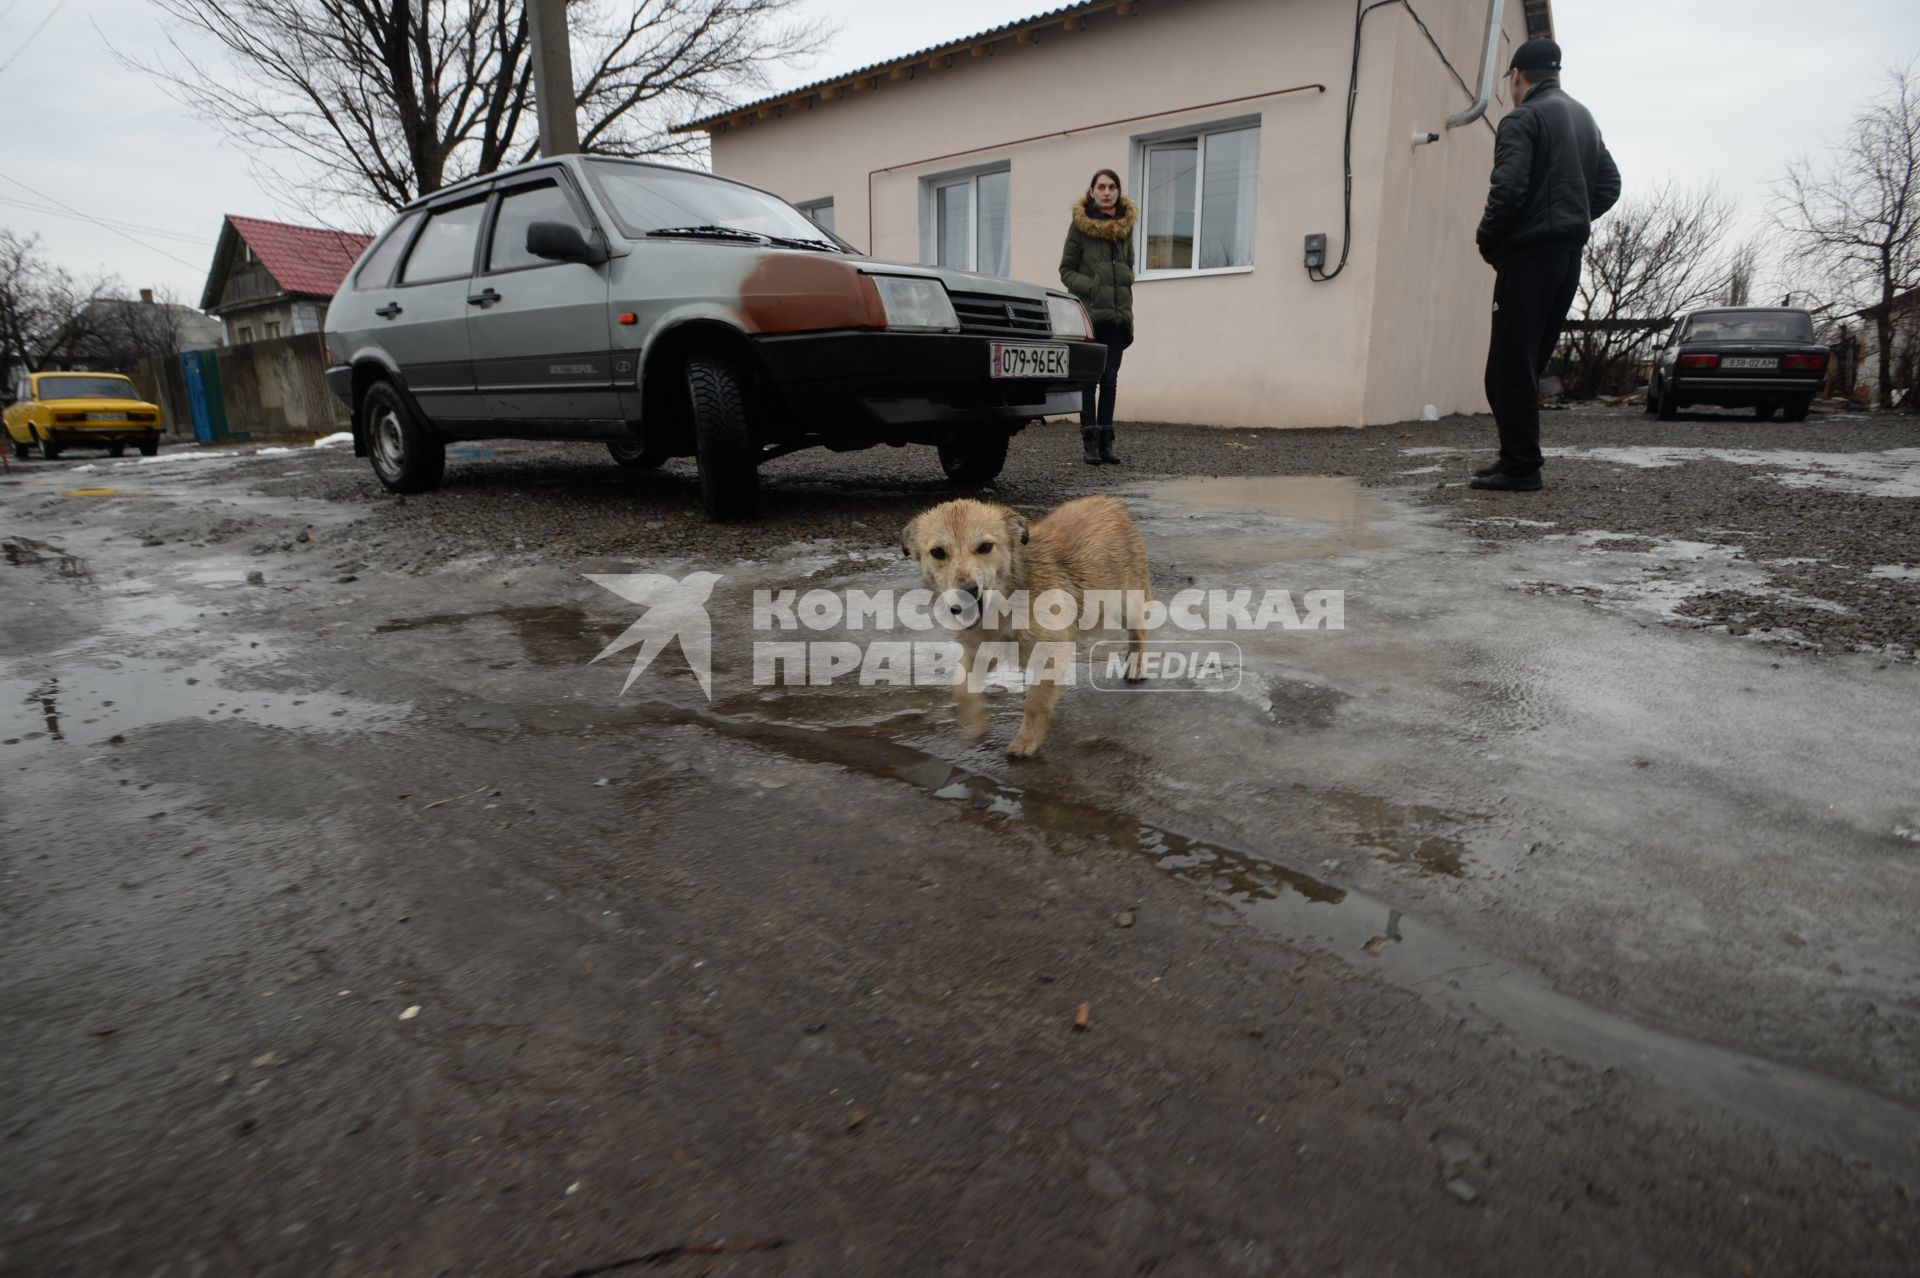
[1485,248,1582,476]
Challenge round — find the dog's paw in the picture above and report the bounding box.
[1006,731,1045,758]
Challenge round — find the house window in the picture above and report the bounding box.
[238,325,254,343]
[796,199,835,234]
[265,321,282,339]
[923,166,1010,276]
[1139,123,1260,275]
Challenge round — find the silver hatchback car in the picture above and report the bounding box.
[324,156,1105,519]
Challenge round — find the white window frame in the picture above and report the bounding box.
[918,161,1012,274]
[1132,116,1261,282]
[795,197,835,232]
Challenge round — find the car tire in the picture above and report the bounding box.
[607,439,667,470]
[39,432,61,460]
[938,431,1011,485]
[1782,395,1812,423]
[110,444,127,457]
[1656,379,1679,421]
[685,353,759,521]
[137,434,159,457]
[1644,385,1658,416]
[9,438,29,461]
[1755,403,1777,421]
[362,380,446,494]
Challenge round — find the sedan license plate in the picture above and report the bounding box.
[85,412,129,422]
[1720,357,1778,370]
[990,343,1069,379]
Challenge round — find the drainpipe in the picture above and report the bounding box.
[1446,0,1507,129]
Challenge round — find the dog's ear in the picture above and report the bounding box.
[900,518,919,559]
[1006,510,1029,546]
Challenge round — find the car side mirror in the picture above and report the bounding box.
[527,221,608,265]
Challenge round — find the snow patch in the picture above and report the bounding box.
[254,446,295,456]
[1869,564,1920,582]
[1541,446,1920,498]
[313,431,353,449]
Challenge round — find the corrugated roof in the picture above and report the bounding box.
[673,0,1125,133]
[211,216,373,306]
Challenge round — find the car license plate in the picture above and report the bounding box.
[990,343,1069,379]
[1720,357,1778,370]
[85,412,129,422]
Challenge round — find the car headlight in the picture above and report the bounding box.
[1047,294,1091,339]
[870,275,959,332]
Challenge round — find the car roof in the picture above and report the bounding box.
[1683,306,1812,317]
[37,370,133,379]
[402,155,790,212]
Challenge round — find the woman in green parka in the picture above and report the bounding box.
[1059,168,1136,465]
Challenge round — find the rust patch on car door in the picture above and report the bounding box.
[737,254,886,335]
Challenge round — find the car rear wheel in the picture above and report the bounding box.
[363,380,445,494]
[1656,378,1679,421]
[137,434,159,457]
[937,431,1011,485]
[607,439,667,470]
[686,353,759,521]
[1782,395,1812,423]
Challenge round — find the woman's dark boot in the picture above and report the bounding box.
[1081,428,1103,465]
[1097,427,1121,465]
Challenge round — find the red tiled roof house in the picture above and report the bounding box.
[199,216,373,347]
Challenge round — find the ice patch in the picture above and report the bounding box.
[1541,446,1920,498]
[313,431,353,448]
[254,446,295,456]
[1472,516,1557,528]
[1870,564,1920,582]
[72,464,97,473]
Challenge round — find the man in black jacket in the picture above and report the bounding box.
[1472,38,1620,491]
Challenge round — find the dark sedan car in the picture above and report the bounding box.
[1647,307,1828,422]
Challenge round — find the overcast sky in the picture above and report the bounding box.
[2,0,1914,303]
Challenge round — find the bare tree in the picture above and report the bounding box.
[1565,184,1736,398]
[122,0,827,212]
[1774,63,1920,407]
[1722,237,1765,307]
[0,230,116,378]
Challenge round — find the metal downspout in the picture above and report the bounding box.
[1446,0,1507,128]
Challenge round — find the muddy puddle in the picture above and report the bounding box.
[1128,475,1397,567]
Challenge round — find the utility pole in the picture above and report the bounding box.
[528,0,580,156]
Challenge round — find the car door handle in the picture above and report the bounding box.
[468,289,502,308]
[374,303,403,319]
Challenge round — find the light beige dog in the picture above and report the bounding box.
[902,495,1152,757]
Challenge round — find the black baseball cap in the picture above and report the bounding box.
[1510,37,1561,72]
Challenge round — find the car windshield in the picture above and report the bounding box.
[1682,311,1815,343]
[583,161,849,250]
[39,375,142,401]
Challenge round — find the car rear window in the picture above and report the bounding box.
[355,210,423,289]
[1683,311,1814,343]
[38,375,141,401]
[400,200,487,284]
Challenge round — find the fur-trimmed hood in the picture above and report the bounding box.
[1071,196,1137,241]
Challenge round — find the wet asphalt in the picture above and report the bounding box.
[2,409,1918,1275]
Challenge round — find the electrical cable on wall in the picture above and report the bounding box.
[1309,0,1481,284]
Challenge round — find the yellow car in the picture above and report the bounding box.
[5,371,164,460]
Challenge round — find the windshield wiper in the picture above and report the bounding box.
[644,224,768,243]
[763,234,845,253]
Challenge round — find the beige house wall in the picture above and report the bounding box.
[709,0,1532,428]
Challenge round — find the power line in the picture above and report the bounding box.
[0,195,214,246]
[0,0,65,73]
[0,173,206,270]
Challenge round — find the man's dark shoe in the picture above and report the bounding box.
[1097,427,1121,464]
[1469,471,1544,492]
[1081,429,1103,465]
[1472,461,1505,478]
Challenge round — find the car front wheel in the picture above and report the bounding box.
[685,353,759,521]
[39,432,61,460]
[363,380,446,494]
[137,434,160,457]
[938,431,1011,485]
[9,437,29,460]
